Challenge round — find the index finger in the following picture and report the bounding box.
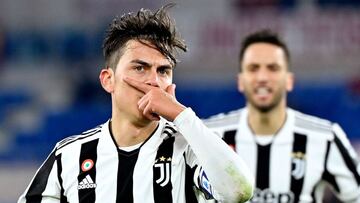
[123,76,152,94]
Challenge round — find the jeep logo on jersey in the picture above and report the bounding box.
[291,152,306,180]
[81,159,94,172]
[154,156,172,187]
[251,188,294,203]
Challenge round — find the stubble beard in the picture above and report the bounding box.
[245,89,284,113]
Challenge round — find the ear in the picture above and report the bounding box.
[286,72,295,92]
[237,73,244,93]
[99,68,115,93]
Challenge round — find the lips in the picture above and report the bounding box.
[255,86,272,96]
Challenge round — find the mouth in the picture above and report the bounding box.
[255,86,272,97]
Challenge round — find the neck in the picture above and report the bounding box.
[110,114,159,147]
[247,104,287,135]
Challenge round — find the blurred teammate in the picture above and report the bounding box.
[204,29,360,202]
[18,4,254,203]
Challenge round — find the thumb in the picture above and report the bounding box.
[166,84,176,97]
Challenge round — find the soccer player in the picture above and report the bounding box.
[18,4,254,203]
[204,29,360,202]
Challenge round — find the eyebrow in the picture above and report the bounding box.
[130,59,151,67]
[130,59,173,69]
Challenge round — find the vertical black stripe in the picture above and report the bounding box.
[184,155,198,203]
[153,136,175,203]
[224,130,237,151]
[78,139,99,203]
[334,135,360,184]
[256,144,271,189]
[116,149,140,203]
[290,133,307,203]
[109,122,158,203]
[56,154,68,203]
[321,141,340,192]
[25,150,56,203]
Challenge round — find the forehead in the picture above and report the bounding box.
[120,40,172,66]
[243,43,287,63]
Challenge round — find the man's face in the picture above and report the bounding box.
[238,43,294,113]
[100,40,173,123]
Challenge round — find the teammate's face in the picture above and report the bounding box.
[238,43,294,113]
[100,40,173,123]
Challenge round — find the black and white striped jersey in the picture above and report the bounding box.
[19,108,253,203]
[204,107,360,203]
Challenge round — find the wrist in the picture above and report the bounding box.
[168,105,186,121]
[173,107,194,127]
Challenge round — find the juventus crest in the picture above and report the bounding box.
[291,152,306,180]
[154,156,172,187]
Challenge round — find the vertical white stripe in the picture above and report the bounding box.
[171,158,187,202]
[95,128,118,203]
[40,158,61,201]
[133,147,157,203]
[299,135,326,202]
[59,140,81,202]
[236,110,258,180]
[270,138,293,193]
[266,108,294,196]
[236,141,257,179]
[171,132,188,203]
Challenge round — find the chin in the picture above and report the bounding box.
[254,102,276,113]
[133,116,153,127]
[258,106,274,113]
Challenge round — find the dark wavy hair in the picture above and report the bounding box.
[239,29,290,71]
[103,3,187,69]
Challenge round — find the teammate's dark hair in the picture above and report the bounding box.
[239,29,290,71]
[103,3,187,69]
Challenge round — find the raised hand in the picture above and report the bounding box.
[123,76,186,121]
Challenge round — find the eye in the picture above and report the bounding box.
[247,64,259,72]
[158,67,172,76]
[268,64,280,72]
[134,66,145,72]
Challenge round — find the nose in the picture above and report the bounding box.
[256,67,270,82]
[145,69,160,87]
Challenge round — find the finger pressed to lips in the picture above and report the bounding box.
[123,77,150,93]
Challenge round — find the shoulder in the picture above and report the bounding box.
[202,108,243,129]
[200,108,244,138]
[54,124,104,155]
[292,109,338,141]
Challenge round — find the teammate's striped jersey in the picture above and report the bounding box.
[18,108,253,203]
[204,107,360,203]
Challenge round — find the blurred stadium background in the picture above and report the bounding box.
[0,0,359,202]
